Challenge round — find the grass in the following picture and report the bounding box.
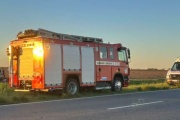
[125,79,180,92]
[0,79,179,105]
[130,79,166,85]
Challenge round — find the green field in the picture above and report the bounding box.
[0,79,179,105]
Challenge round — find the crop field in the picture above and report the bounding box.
[0,68,168,80]
[129,69,168,79]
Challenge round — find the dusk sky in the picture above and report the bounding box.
[0,0,179,69]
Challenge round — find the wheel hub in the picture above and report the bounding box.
[68,82,77,95]
[115,80,122,91]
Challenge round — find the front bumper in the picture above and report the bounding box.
[166,79,180,84]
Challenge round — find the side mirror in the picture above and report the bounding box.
[127,49,131,59]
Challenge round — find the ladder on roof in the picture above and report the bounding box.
[37,28,103,43]
[17,28,103,43]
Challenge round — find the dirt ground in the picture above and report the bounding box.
[129,69,168,79]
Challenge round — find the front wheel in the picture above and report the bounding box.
[111,77,123,92]
[66,79,79,95]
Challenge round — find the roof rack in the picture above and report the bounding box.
[17,28,103,43]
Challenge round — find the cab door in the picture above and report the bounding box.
[97,46,111,81]
[117,48,130,78]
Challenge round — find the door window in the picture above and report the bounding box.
[100,47,107,59]
[109,47,114,59]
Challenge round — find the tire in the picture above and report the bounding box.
[66,79,79,95]
[111,77,122,92]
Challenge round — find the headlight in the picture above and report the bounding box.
[166,74,171,79]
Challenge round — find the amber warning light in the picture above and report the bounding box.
[33,47,43,57]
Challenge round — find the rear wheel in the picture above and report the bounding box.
[66,79,79,95]
[111,77,122,92]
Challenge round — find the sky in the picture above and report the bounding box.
[0,0,179,69]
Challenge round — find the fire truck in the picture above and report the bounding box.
[7,28,131,95]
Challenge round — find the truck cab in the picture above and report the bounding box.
[166,58,180,84]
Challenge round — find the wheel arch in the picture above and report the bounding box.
[65,74,80,86]
[113,73,124,87]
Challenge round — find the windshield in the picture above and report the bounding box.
[118,49,127,62]
[171,62,180,71]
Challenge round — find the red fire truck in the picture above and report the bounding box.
[7,28,131,95]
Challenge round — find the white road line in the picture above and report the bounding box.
[108,101,164,110]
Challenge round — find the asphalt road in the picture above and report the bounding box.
[0,89,180,120]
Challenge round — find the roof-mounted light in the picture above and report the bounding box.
[17,29,38,39]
